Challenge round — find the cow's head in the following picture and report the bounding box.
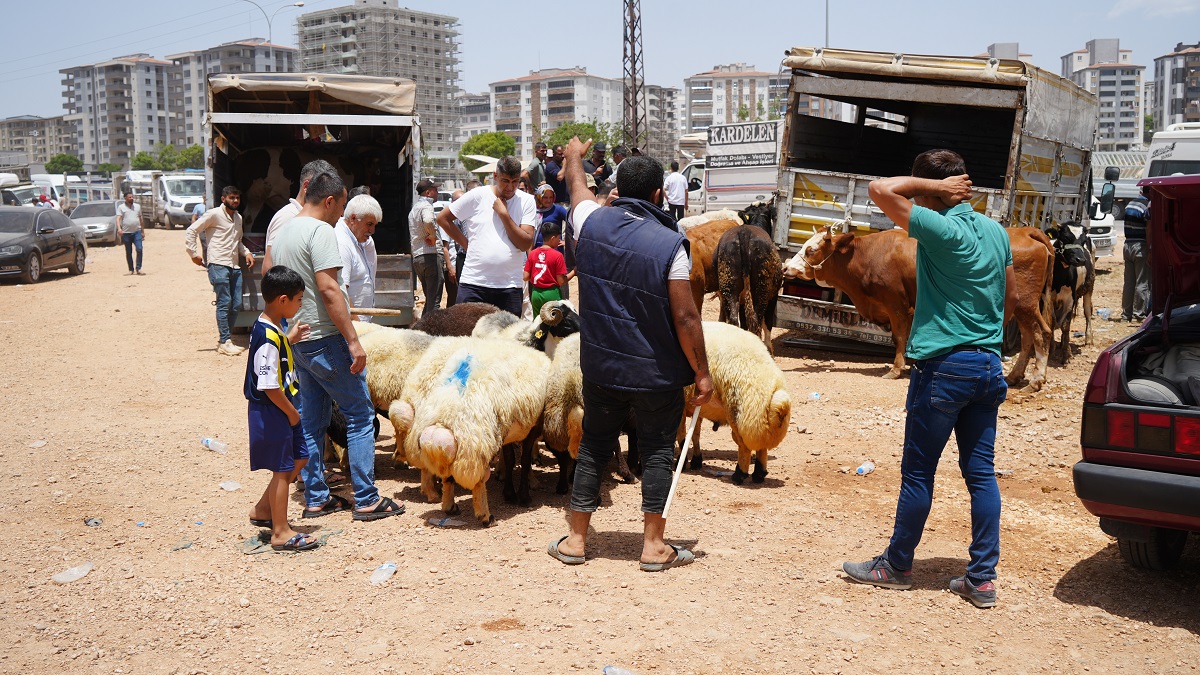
[738,199,775,236]
[783,225,850,283]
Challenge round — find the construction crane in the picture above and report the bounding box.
[621,0,646,152]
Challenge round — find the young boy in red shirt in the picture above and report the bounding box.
[523,220,571,317]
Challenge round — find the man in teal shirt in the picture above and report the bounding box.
[843,149,1012,609]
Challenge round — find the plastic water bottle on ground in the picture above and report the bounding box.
[807,392,821,402]
[1097,308,1113,320]
[603,667,639,675]
[855,461,875,476]
[52,562,94,584]
[201,437,227,454]
[218,481,241,491]
[370,561,397,585]
[427,516,466,527]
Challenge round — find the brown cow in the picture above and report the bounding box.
[782,225,1054,391]
[686,218,740,313]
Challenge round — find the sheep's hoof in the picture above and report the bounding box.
[617,470,637,484]
[752,464,768,484]
[731,466,748,485]
[444,503,460,516]
[688,453,703,471]
[479,515,495,527]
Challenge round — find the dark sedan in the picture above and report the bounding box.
[0,206,88,283]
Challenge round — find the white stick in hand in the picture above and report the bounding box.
[662,406,702,519]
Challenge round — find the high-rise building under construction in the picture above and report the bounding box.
[297,0,461,178]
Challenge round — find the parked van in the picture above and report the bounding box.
[153,173,205,228]
[684,120,782,217]
[1144,122,1200,178]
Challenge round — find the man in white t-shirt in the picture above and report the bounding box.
[409,178,443,310]
[436,156,537,316]
[335,194,381,321]
[663,161,688,221]
[262,159,338,274]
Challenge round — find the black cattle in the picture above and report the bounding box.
[714,202,782,354]
[1048,224,1096,364]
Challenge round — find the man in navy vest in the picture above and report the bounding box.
[546,136,713,572]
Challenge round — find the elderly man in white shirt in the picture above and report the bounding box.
[334,194,382,322]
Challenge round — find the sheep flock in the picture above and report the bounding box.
[346,299,792,526]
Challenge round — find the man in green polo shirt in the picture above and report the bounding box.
[842,149,1012,609]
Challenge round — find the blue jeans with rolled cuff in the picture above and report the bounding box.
[206,263,242,344]
[884,348,1006,582]
[570,381,685,515]
[121,230,143,272]
[292,334,380,510]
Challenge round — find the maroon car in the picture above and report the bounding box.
[1073,174,1200,570]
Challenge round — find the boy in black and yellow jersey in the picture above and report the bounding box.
[245,266,317,551]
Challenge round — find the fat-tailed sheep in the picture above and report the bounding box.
[682,321,791,485]
[471,300,580,358]
[396,338,551,525]
[411,302,501,336]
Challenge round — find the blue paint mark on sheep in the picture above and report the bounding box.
[445,355,473,396]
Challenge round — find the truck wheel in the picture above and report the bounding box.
[1118,528,1188,570]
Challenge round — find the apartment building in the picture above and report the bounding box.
[1150,41,1200,131]
[682,63,838,134]
[1061,39,1144,151]
[490,67,622,161]
[167,38,296,147]
[61,54,173,167]
[643,84,679,163]
[297,0,461,177]
[0,115,75,165]
[457,92,492,144]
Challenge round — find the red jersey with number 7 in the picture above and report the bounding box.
[524,246,567,289]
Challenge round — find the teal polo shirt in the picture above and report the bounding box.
[906,203,1012,361]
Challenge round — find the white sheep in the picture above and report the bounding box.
[395,338,551,525]
[682,321,792,485]
[677,208,740,233]
[471,300,580,358]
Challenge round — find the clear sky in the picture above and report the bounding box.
[1,0,1195,120]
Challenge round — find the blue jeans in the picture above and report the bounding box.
[121,231,143,272]
[292,334,379,509]
[206,264,242,344]
[570,381,684,515]
[884,349,1007,581]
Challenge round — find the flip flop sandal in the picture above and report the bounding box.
[271,532,320,552]
[352,496,405,522]
[546,536,585,565]
[639,545,695,572]
[302,494,351,519]
[249,517,272,528]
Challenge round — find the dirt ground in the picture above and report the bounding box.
[2,228,1198,675]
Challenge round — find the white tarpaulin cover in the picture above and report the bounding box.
[208,73,415,115]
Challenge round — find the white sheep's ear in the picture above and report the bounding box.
[540,302,564,326]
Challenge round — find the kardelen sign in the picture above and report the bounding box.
[706,121,782,169]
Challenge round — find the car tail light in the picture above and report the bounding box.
[1176,417,1200,456]
[1107,410,1135,448]
[1084,352,1111,404]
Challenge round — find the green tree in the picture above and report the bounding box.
[1144,113,1155,145]
[156,143,180,171]
[45,154,83,174]
[131,152,157,170]
[736,104,751,122]
[458,131,517,171]
[544,119,622,158]
[178,145,204,170]
[96,162,123,173]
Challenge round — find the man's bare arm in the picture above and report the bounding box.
[867,175,973,232]
[315,267,365,374]
[492,196,534,251]
[667,278,713,406]
[563,137,594,217]
[436,208,468,251]
[1003,264,1017,324]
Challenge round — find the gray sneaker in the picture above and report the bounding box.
[949,575,996,608]
[842,554,912,590]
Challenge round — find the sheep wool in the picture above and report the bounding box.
[354,323,437,464]
[401,338,551,525]
[542,333,584,460]
[684,321,792,484]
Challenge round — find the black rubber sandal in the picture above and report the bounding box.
[249,517,272,528]
[301,494,351,519]
[353,496,405,521]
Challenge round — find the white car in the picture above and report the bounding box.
[1084,196,1115,258]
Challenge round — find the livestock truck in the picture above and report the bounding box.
[770,47,1101,347]
[205,72,418,328]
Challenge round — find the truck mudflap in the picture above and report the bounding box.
[775,294,893,346]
